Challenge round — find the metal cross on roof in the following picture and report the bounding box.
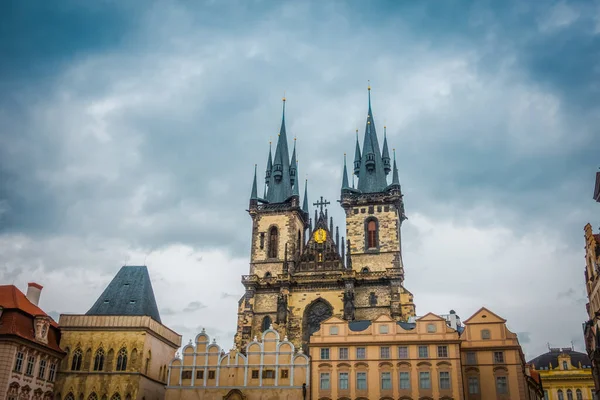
[313,196,330,213]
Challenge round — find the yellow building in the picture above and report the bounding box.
[55,266,182,400]
[529,347,595,400]
[310,307,543,399]
[166,326,309,400]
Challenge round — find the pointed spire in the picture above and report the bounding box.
[342,153,350,190]
[250,164,258,201]
[290,138,297,187]
[302,179,309,213]
[265,141,272,185]
[382,125,391,175]
[353,129,361,176]
[267,96,294,203]
[292,160,299,196]
[391,149,400,187]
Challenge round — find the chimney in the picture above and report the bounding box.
[26,282,43,306]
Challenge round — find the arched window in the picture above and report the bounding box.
[563,361,568,370]
[144,351,151,375]
[558,390,564,400]
[576,389,583,400]
[110,394,121,400]
[366,219,378,249]
[567,389,573,400]
[264,272,272,278]
[93,348,105,371]
[262,316,272,332]
[268,227,278,258]
[64,394,75,400]
[71,348,82,371]
[116,348,128,371]
[361,267,369,273]
[302,298,333,348]
[88,393,98,400]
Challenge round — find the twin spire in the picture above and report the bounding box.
[342,85,401,193]
[250,97,308,208]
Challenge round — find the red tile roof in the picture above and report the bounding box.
[0,285,62,353]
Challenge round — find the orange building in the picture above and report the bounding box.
[310,307,542,399]
[0,283,65,400]
[166,326,310,400]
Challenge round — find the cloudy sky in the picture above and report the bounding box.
[1,0,599,360]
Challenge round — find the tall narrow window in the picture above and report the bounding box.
[297,230,302,254]
[399,372,410,389]
[381,372,392,390]
[367,219,378,249]
[261,316,272,332]
[71,348,82,371]
[339,372,349,390]
[320,372,330,390]
[356,372,367,390]
[419,371,431,389]
[116,348,128,371]
[268,227,278,258]
[14,352,24,372]
[48,363,56,381]
[439,371,451,389]
[576,389,583,400]
[468,376,479,394]
[38,359,46,379]
[563,360,568,370]
[567,389,574,400]
[558,390,564,400]
[94,348,105,371]
[496,376,508,394]
[25,355,35,376]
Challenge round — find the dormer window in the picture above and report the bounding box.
[563,360,568,370]
[34,316,50,344]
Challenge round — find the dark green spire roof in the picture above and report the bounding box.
[342,153,350,189]
[391,149,400,187]
[356,87,388,193]
[265,142,272,185]
[250,164,258,200]
[302,179,309,213]
[266,98,294,203]
[290,139,298,195]
[382,126,391,175]
[86,265,161,323]
[353,129,361,176]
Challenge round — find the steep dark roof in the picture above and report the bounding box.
[594,171,600,202]
[528,348,591,370]
[86,266,162,323]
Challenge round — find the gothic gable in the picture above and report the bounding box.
[295,212,342,273]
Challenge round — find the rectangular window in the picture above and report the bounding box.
[398,346,408,359]
[339,372,349,390]
[466,351,477,364]
[494,351,504,363]
[543,390,548,400]
[182,370,192,379]
[14,352,24,373]
[281,369,288,379]
[468,376,479,394]
[381,372,392,390]
[379,324,389,334]
[320,373,330,390]
[496,376,508,394]
[48,363,56,382]
[251,370,259,379]
[339,348,348,360]
[329,326,338,335]
[356,372,367,390]
[380,346,390,359]
[320,348,330,360]
[25,356,35,376]
[399,371,410,389]
[439,371,451,389]
[437,346,448,358]
[418,345,429,358]
[208,370,215,379]
[419,371,431,389]
[196,370,204,379]
[356,347,366,359]
[38,360,47,379]
[262,369,275,379]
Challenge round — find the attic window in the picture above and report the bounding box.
[482,315,487,318]
[124,283,130,287]
[130,300,136,304]
[104,300,110,304]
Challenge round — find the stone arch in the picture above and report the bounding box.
[223,389,246,400]
[302,298,333,349]
[261,316,272,332]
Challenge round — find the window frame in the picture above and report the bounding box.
[439,371,451,389]
[364,217,379,251]
[494,351,504,363]
[338,347,348,360]
[381,371,392,390]
[356,371,367,390]
[48,363,56,381]
[418,345,429,358]
[356,347,366,359]
[399,371,410,389]
[380,346,390,359]
[320,372,330,390]
[14,351,24,372]
[481,329,491,339]
[338,372,349,390]
[466,351,477,364]
[379,324,389,334]
[419,371,431,389]
[268,226,278,258]
[437,345,448,358]
[468,376,479,394]
[496,376,508,394]
[320,348,330,360]
[38,359,47,379]
[25,355,35,376]
[398,346,408,359]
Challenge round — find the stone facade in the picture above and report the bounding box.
[583,223,600,396]
[0,283,65,400]
[166,327,309,400]
[55,315,181,400]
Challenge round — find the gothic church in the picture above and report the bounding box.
[234,87,416,352]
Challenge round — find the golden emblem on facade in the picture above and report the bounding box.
[313,228,327,243]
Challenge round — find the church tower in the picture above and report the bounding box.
[235,90,415,352]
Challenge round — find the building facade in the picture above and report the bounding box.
[529,347,594,400]
[583,169,600,396]
[55,266,182,400]
[235,88,415,353]
[309,307,541,400]
[166,327,309,400]
[0,283,65,400]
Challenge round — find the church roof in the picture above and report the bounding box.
[594,171,600,202]
[528,348,591,370]
[86,265,162,323]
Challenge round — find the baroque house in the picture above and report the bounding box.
[529,347,594,400]
[55,266,181,400]
[0,283,65,400]
[235,88,415,353]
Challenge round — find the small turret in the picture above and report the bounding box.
[250,164,258,205]
[266,97,294,203]
[342,153,350,190]
[390,149,401,188]
[353,129,361,176]
[302,179,309,213]
[382,126,391,175]
[290,138,297,187]
[265,142,272,185]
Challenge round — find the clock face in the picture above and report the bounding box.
[314,228,327,244]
